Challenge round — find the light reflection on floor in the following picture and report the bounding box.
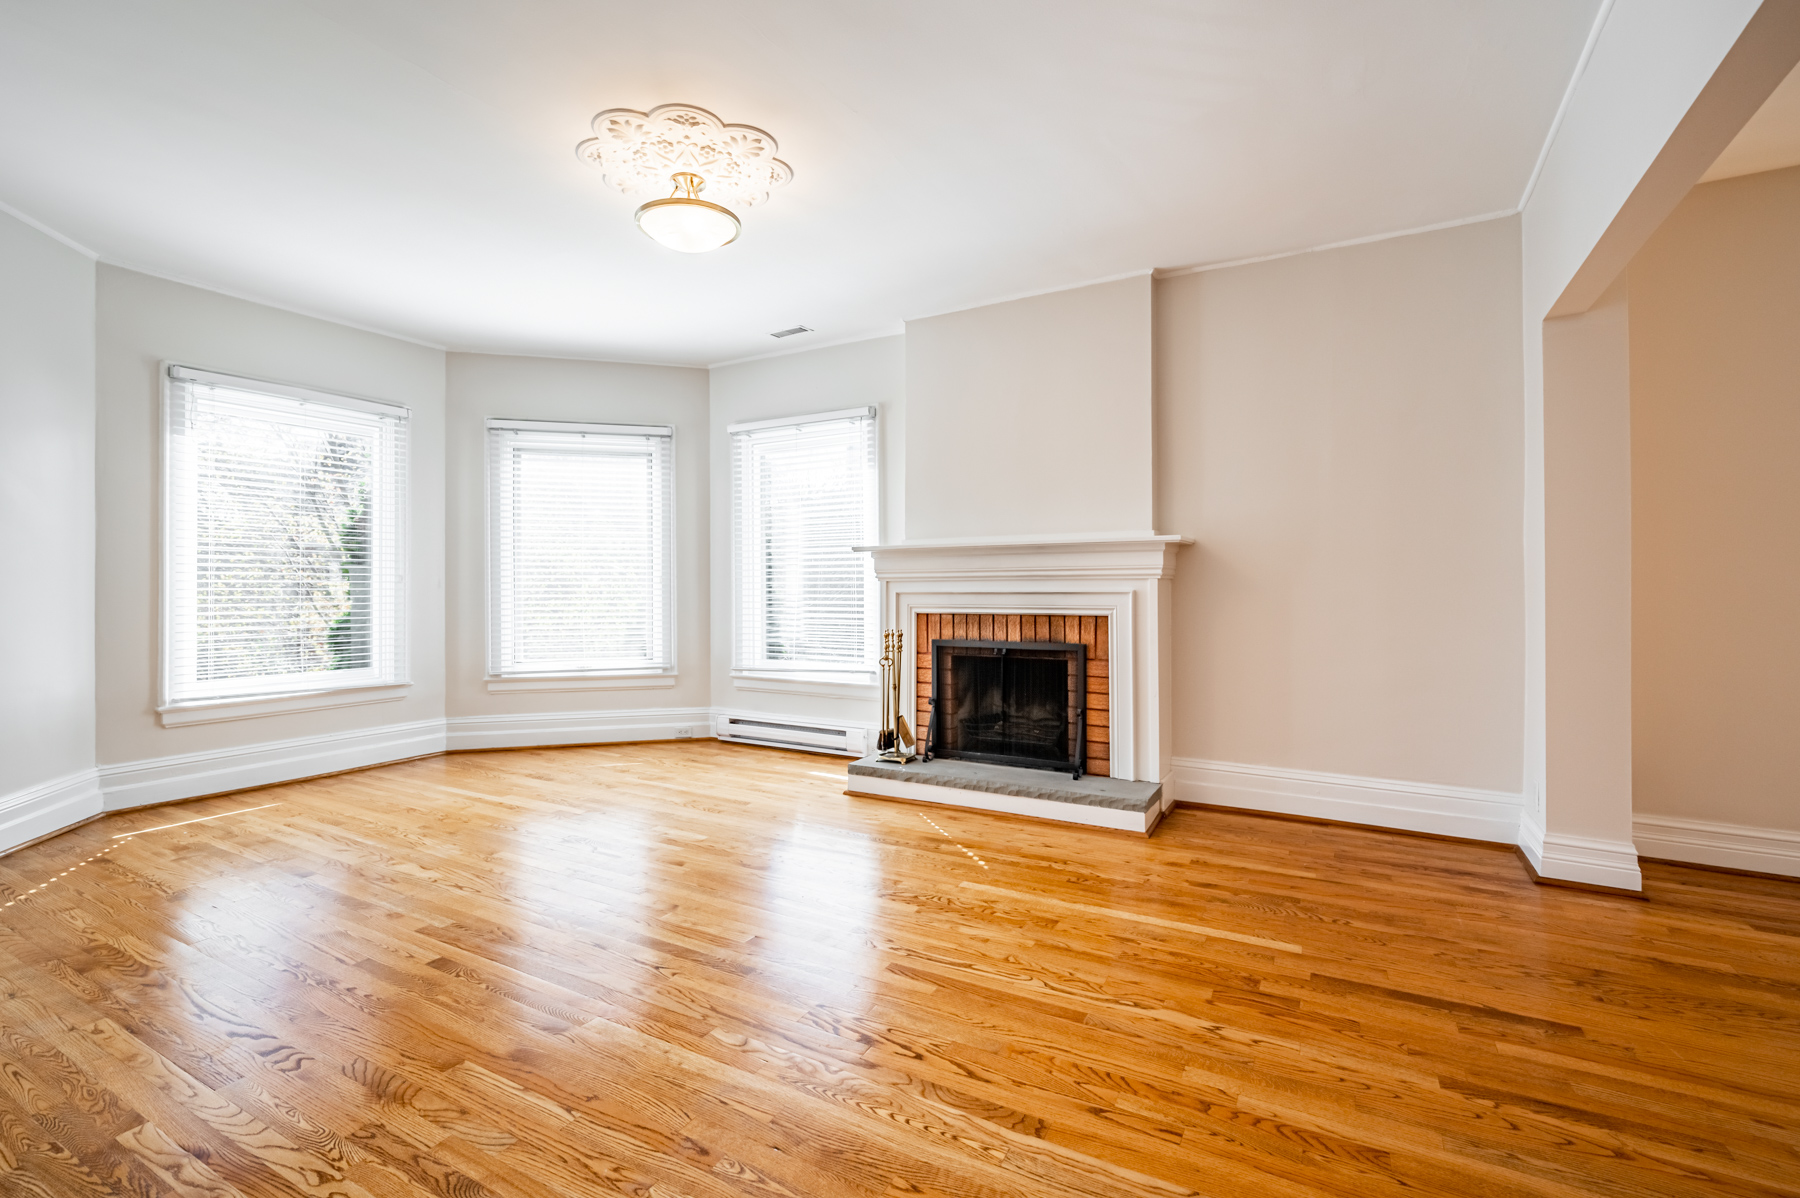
[511,807,651,924]
[2,838,131,908]
[7,801,279,914]
[760,820,878,1007]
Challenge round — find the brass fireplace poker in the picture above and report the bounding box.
[876,628,917,762]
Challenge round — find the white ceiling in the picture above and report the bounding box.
[0,0,1604,367]
[1702,59,1800,183]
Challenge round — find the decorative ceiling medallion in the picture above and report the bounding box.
[576,103,793,210]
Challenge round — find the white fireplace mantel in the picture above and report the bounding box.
[856,533,1189,784]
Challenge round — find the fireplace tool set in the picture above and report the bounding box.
[875,628,917,762]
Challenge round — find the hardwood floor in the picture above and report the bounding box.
[1,741,1797,1198]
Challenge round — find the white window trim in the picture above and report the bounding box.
[726,406,874,435]
[729,669,879,699]
[485,672,678,693]
[159,362,411,720]
[729,405,880,680]
[158,683,413,727]
[485,417,678,680]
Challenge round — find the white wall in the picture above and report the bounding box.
[445,352,711,731]
[1521,0,1772,321]
[0,210,98,849]
[905,275,1152,541]
[94,266,447,802]
[1157,217,1524,795]
[1519,0,1799,887]
[1630,166,1800,841]
[708,336,904,728]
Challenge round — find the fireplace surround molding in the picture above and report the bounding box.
[856,534,1188,784]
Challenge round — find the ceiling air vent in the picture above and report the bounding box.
[769,325,813,339]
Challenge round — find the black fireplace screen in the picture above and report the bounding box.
[924,639,1086,778]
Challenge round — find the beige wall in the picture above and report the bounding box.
[905,275,1152,541]
[445,352,711,718]
[708,336,903,725]
[0,211,96,825]
[1630,166,1800,834]
[1541,274,1634,847]
[94,266,447,773]
[1156,217,1523,792]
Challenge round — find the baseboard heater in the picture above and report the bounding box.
[714,715,867,756]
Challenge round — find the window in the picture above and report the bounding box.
[162,365,408,708]
[731,407,878,679]
[488,420,674,677]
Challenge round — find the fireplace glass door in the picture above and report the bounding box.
[927,640,1086,777]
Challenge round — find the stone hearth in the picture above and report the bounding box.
[846,755,1165,833]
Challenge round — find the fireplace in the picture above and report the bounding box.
[915,613,1111,777]
[926,638,1087,777]
[862,539,1183,789]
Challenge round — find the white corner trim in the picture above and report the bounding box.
[100,718,447,811]
[1517,808,1642,890]
[1518,808,1547,875]
[1154,209,1519,279]
[1634,814,1800,878]
[158,683,414,727]
[0,198,101,259]
[1535,829,1643,891]
[901,268,1156,325]
[729,671,879,699]
[95,254,449,350]
[706,326,904,370]
[486,674,678,693]
[0,768,104,855]
[445,707,712,752]
[1516,0,1621,212]
[1168,757,1525,845]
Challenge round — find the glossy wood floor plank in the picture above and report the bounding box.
[2,740,1799,1197]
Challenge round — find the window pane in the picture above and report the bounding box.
[164,372,407,706]
[489,424,673,676]
[191,408,376,680]
[733,411,877,674]
[756,435,869,663]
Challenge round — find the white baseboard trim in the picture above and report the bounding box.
[0,768,104,855]
[444,707,712,752]
[1167,757,1524,845]
[1517,808,1547,875]
[99,719,448,811]
[41,718,1746,896]
[1538,831,1644,891]
[848,771,1167,834]
[1634,814,1800,879]
[1518,809,1643,890]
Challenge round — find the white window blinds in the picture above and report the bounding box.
[731,407,878,676]
[487,420,674,677]
[163,366,408,706]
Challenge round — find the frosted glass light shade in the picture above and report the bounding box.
[634,197,741,253]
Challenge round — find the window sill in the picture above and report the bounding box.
[486,673,678,693]
[158,682,413,727]
[731,670,878,699]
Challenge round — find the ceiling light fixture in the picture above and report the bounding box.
[636,172,739,253]
[577,104,792,254]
